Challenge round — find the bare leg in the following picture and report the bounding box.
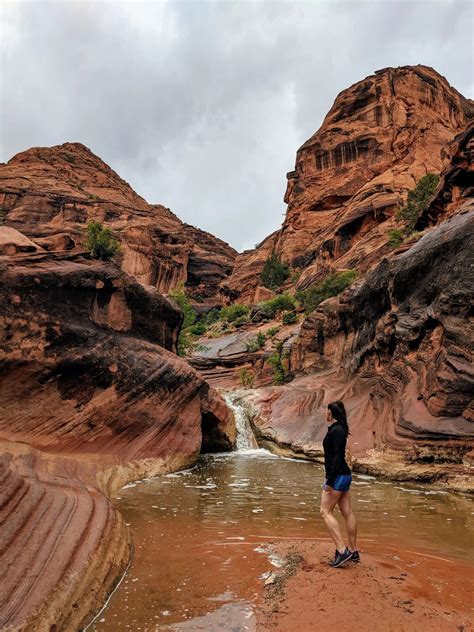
[338,491,357,551]
[320,488,346,553]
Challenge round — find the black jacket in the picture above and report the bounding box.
[323,421,351,487]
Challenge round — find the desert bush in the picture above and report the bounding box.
[296,270,357,314]
[259,294,296,318]
[260,253,290,290]
[282,311,297,325]
[85,221,120,261]
[245,331,266,352]
[239,367,255,388]
[396,173,439,232]
[267,326,280,337]
[387,228,404,249]
[267,340,290,385]
[220,303,250,322]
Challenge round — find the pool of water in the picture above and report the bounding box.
[91,451,474,631]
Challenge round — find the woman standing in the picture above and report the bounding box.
[320,400,359,568]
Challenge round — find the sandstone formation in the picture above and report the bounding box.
[0,142,237,302]
[241,125,474,490]
[0,242,235,630]
[191,321,300,388]
[221,65,473,303]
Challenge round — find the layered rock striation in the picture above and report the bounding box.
[222,65,473,303]
[244,124,474,490]
[0,242,235,630]
[0,142,237,302]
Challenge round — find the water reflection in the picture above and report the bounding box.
[92,453,473,631]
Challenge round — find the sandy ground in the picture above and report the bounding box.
[257,541,474,632]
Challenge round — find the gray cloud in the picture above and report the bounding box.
[1,0,472,250]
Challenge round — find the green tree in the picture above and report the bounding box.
[396,173,440,232]
[85,221,121,261]
[260,253,290,290]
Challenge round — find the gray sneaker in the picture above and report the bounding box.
[351,549,360,563]
[329,547,352,568]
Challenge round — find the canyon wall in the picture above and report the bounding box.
[0,143,237,303]
[0,242,235,630]
[243,123,473,490]
[221,65,473,303]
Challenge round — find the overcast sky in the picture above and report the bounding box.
[1,1,472,251]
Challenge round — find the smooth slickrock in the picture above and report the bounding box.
[0,246,235,631]
[222,65,473,303]
[0,142,237,302]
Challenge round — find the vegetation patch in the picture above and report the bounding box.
[245,331,266,352]
[169,287,208,356]
[239,367,255,388]
[85,221,120,261]
[220,303,250,323]
[388,173,439,248]
[259,293,296,319]
[267,340,290,384]
[282,311,297,325]
[261,253,290,290]
[296,269,357,314]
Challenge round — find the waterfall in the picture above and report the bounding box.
[222,391,259,452]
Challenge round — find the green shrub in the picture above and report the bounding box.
[85,221,121,261]
[396,173,439,232]
[234,315,249,327]
[296,270,357,314]
[259,293,296,318]
[282,311,297,325]
[169,287,196,329]
[188,322,207,336]
[261,253,290,290]
[267,326,280,337]
[169,287,202,356]
[63,152,76,164]
[387,228,405,249]
[245,331,266,352]
[239,367,255,388]
[267,340,290,385]
[220,303,250,323]
[203,308,220,326]
[291,270,302,283]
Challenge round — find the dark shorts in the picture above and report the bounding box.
[323,474,352,492]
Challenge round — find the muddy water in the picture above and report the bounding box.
[92,452,473,631]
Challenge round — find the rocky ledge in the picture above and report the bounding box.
[0,241,235,630]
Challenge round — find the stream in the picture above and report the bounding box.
[91,397,474,631]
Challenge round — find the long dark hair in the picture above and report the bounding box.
[328,400,350,435]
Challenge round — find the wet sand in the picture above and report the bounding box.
[258,540,474,632]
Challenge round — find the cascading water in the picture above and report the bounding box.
[222,391,259,451]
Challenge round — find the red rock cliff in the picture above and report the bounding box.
[0,142,237,302]
[221,65,473,302]
[0,243,235,630]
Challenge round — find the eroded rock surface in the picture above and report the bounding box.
[0,246,235,630]
[245,129,474,489]
[222,65,473,303]
[0,142,237,302]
